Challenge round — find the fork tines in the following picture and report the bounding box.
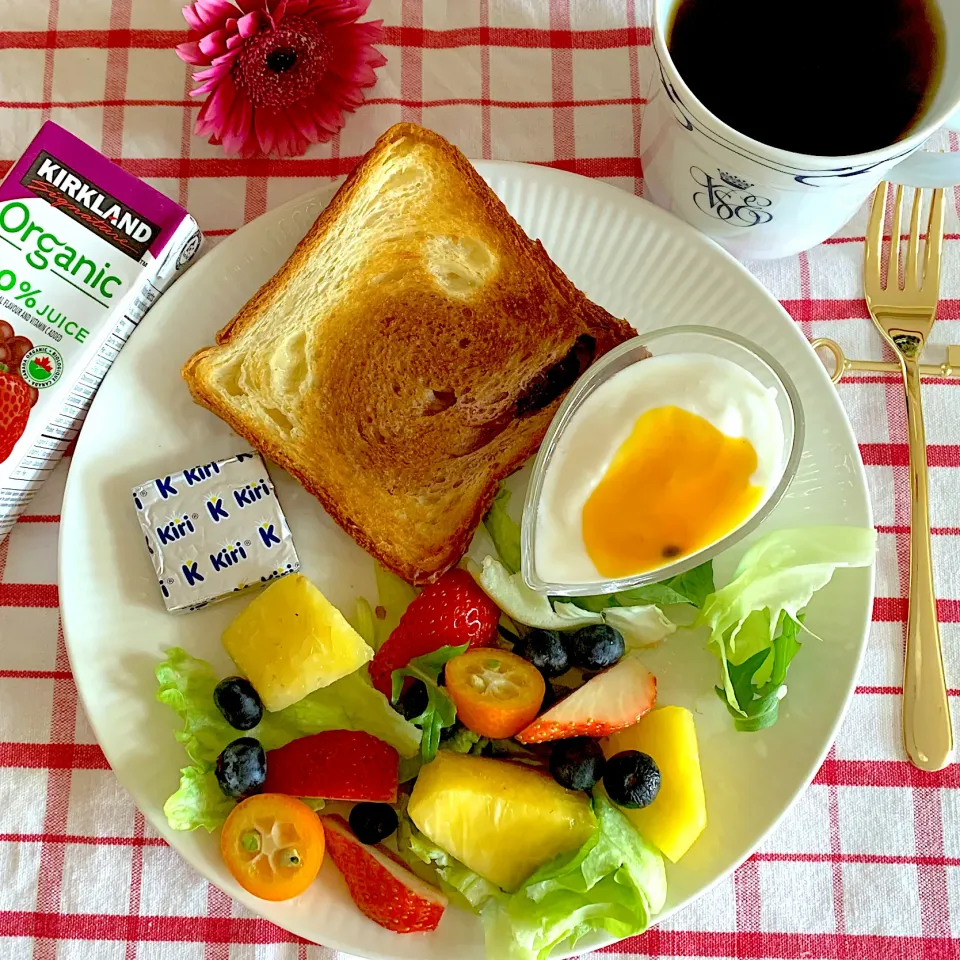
[865,183,945,294]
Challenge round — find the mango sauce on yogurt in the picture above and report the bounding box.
[534,353,784,585]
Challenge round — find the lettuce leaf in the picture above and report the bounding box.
[399,794,666,960]
[348,597,376,647]
[476,556,603,630]
[700,527,876,729]
[603,604,676,649]
[571,561,715,612]
[163,765,234,832]
[484,486,522,575]
[398,813,503,911]
[717,612,803,731]
[373,564,417,650]
[477,557,674,653]
[156,648,420,831]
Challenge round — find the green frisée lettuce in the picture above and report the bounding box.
[156,647,420,831]
[399,794,666,960]
[700,527,876,731]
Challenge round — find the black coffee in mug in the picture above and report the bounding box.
[667,0,945,156]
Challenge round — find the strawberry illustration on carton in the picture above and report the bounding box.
[0,121,202,538]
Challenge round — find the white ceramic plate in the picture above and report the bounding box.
[59,162,874,960]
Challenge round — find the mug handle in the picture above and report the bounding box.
[886,109,960,187]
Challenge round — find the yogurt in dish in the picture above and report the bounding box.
[534,352,784,586]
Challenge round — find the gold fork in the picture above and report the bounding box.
[865,182,953,772]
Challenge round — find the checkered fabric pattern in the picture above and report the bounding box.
[0,1,959,958]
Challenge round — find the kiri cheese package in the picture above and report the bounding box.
[0,122,202,539]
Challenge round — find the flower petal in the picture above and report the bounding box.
[236,10,267,37]
[195,0,239,28]
[288,106,318,143]
[198,27,233,57]
[198,73,240,137]
[192,60,233,83]
[176,40,209,65]
[182,3,207,32]
[254,108,278,154]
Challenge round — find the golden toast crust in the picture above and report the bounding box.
[182,123,635,583]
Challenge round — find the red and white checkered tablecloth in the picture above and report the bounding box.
[1,1,959,958]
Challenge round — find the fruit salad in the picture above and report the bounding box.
[156,484,875,959]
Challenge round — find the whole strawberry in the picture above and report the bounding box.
[0,364,32,463]
[369,568,500,697]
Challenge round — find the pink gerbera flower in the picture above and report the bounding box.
[176,0,387,158]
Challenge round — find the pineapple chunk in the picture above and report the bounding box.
[222,574,373,712]
[603,705,706,862]
[408,752,595,891]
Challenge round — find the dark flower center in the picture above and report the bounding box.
[234,16,332,110]
[266,48,298,74]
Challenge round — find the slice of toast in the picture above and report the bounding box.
[182,123,635,584]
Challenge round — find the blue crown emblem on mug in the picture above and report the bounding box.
[718,171,753,190]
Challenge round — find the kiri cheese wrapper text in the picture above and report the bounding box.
[133,452,300,613]
[0,121,202,539]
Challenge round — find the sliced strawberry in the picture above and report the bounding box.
[321,814,447,933]
[515,655,657,743]
[263,730,399,802]
[0,368,32,464]
[369,568,500,697]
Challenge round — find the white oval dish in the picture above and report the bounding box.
[59,161,873,960]
[522,326,804,596]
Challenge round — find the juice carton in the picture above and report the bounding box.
[0,121,202,538]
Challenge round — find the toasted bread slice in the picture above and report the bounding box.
[182,123,635,583]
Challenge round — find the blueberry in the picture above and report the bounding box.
[549,737,606,791]
[349,802,399,844]
[514,629,570,678]
[569,624,625,671]
[396,679,429,720]
[215,737,266,799]
[213,676,263,731]
[603,750,661,809]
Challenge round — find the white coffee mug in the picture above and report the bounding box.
[640,0,960,260]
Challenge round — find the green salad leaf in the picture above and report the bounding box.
[156,648,421,831]
[348,596,376,647]
[477,557,603,630]
[571,560,715,612]
[373,563,417,650]
[603,604,676,649]
[163,765,235,832]
[476,556,674,651]
[391,644,468,763]
[484,486,522,576]
[717,612,803,732]
[398,811,503,911]
[700,526,876,730]
[399,794,666,960]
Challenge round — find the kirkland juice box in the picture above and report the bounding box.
[0,122,202,539]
